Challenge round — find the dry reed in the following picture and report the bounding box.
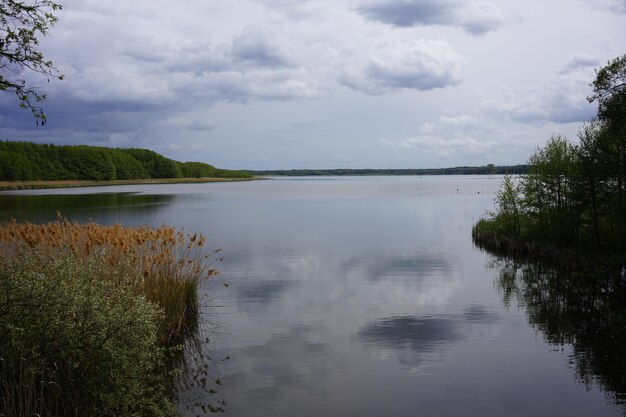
[0,218,219,346]
[0,177,258,191]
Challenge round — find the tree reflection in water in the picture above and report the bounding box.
[493,257,626,410]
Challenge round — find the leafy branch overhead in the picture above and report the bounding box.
[0,0,63,125]
[588,54,626,126]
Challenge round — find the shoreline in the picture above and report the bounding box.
[0,177,264,191]
[471,218,624,269]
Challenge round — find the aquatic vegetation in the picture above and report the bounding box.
[0,219,223,416]
[0,218,219,345]
[0,251,175,417]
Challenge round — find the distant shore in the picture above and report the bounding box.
[0,177,263,191]
[245,165,529,177]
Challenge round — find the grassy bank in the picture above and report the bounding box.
[0,176,261,191]
[472,218,583,266]
[0,219,220,416]
[472,214,623,270]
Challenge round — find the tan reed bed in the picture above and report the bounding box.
[0,176,261,191]
[0,218,219,346]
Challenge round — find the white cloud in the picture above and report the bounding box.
[340,39,466,94]
[38,1,324,109]
[380,134,495,158]
[2,0,624,168]
[419,122,435,133]
[482,56,598,125]
[439,115,481,130]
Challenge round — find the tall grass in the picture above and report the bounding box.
[0,218,219,346]
[0,251,176,417]
[0,218,222,416]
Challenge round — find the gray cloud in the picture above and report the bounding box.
[186,119,216,132]
[2,0,624,168]
[483,56,598,125]
[560,55,600,73]
[357,0,504,34]
[341,39,466,94]
[611,0,626,13]
[381,134,496,159]
[588,0,626,13]
[67,38,314,107]
[231,32,293,68]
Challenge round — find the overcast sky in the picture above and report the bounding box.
[1,0,624,169]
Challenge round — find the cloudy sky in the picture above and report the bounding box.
[1,0,624,169]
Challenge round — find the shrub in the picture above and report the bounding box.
[0,250,176,417]
[0,219,219,346]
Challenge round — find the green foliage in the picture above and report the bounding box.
[62,145,117,180]
[475,55,626,261]
[0,250,176,417]
[177,161,216,178]
[0,0,64,124]
[520,135,580,241]
[120,148,183,179]
[107,149,150,179]
[493,175,520,235]
[0,141,251,181]
[213,168,253,178]
[588,54,626,127]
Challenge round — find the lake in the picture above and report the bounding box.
[0,176,623,417]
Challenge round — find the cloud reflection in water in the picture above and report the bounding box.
[358,305,500,373]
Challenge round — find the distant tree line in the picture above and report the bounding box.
[0,141,251,181]
[247,164,529,177]
[473,55,626,261]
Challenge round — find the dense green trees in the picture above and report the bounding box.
[247,165,529,177]
[0,141,251,181]
[474,54,626,260]
[519,135,580,242]
[121,148,183,179]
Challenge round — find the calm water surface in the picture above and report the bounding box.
[0,176,623,416]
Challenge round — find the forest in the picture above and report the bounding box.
[473,55,626,262]
[247,164,529,177]
[0,141,251,181]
